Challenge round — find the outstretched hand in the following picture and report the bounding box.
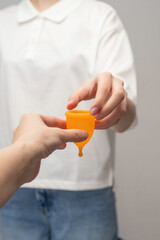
[13,113,88,183]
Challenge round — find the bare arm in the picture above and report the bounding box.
[0,143,32,208]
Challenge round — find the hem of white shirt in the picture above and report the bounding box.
[22,179,113,191]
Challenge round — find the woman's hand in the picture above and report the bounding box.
[67,72,135,131]
[0,113,88,208]
[13,113,88,183]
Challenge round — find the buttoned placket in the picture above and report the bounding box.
[26,16,44,59]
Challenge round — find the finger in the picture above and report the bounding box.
[90,72,112,116]
[95,98,127,129]
[67,78,95,110]
[41,115,66,129]
[67,97,79,110]
[96,78,125,120]
[59,129,89,144]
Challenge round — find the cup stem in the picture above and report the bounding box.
[78,147,83,157]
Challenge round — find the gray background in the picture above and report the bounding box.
[0,0,160,239]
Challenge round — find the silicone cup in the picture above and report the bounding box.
[65,110,95,157]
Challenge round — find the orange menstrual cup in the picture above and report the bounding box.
[65,110,95,157]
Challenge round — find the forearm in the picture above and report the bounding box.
[0,143,31,208]
[112,98,136,133]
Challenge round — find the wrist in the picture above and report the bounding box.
[12,142,40,186]
[13,140,42,161]
[0,143,31,206]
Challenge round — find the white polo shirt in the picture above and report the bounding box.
[0,0,137,190]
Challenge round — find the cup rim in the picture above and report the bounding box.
[65,110,92,116]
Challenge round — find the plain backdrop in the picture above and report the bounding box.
[0,0,160,239]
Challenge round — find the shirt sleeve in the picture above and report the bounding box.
[95,7,137,106]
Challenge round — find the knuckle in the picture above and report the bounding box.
[21,113,37,120]
[105,72,112,79]
[13,129,17,138]
[95,99,103,109]
[13,128,17,135]
[21,113,28,120]
[57,130,65,144]
[98,72,112,79]
[68,94,74,101]
[117,89,125,100]
[29,113,38,118]
[97,72,104,79]
[74,130,80,139]
[120,106,127,115]
[103,106,111,116]
[83,88,89,99]
[119,80,124,86]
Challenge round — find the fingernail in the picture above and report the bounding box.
[90,107,98,116]
[96,114,103,120]
[82,131,89,139]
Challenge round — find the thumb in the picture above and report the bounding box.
[59,129,89,144]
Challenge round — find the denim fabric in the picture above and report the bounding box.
[0,187,120,240]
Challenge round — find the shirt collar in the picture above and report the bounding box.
[17,0,84,23]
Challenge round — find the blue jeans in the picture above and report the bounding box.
[0,187,120,240]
